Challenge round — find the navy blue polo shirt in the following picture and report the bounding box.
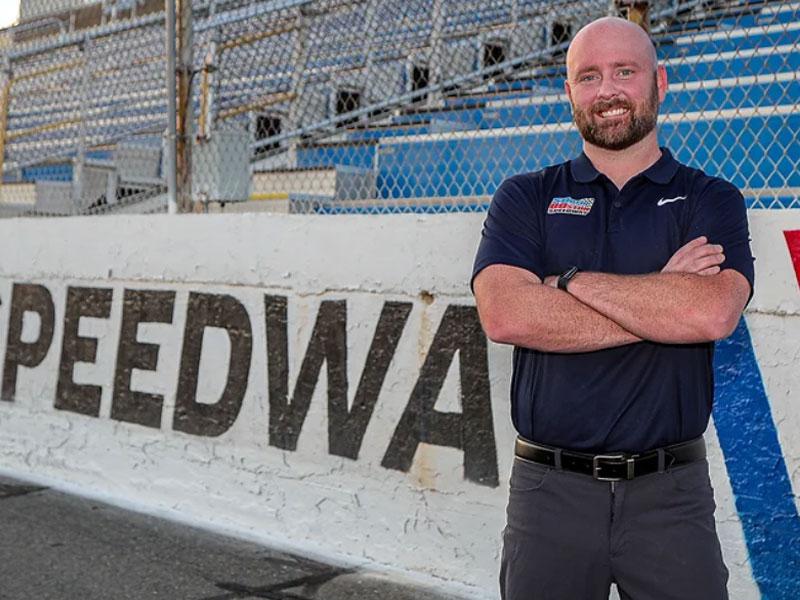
[472,148,755,453]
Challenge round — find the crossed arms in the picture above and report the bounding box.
[473,237,752,353]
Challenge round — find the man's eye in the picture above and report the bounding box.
[580,74,598,82]
[619,69,634,77]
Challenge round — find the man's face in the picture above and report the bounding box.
[570,73,660,151]
[565,25,665,151]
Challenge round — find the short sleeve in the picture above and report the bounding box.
[686,179,755,295]
[471,174,545,291]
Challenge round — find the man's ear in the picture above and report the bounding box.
[657,64,668,102]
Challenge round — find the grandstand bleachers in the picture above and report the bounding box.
[0,0,797,215]
[297,0,800,212]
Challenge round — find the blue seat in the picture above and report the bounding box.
[375,113,800,199]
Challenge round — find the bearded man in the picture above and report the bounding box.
[471,16,753,600]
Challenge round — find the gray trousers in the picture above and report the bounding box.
[500,456,729,600]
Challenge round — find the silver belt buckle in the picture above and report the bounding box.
[592,454,635,481]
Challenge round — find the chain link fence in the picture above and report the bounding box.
[0,0,797,217]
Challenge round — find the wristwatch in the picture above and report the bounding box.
[557,266,580,292]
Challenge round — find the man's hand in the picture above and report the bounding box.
[662,236,725,276]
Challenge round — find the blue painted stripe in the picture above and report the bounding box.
[714,319,800,599]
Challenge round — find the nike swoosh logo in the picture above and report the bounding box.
[657,195,687,207]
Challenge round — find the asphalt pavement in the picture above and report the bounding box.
[0,475,471,600]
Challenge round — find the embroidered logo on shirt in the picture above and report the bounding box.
[547,196,595,216]
[657,195,687,207]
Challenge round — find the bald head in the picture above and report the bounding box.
[563,16,667,152]
[566,17,658,81]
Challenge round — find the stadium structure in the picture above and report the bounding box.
[0,0,797,216]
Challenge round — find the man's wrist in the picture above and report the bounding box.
[557,266,580,292]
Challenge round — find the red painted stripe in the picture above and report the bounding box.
[784,229,800,290]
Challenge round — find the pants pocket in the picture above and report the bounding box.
[509,456,551,493]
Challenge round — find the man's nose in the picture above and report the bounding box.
[596,76,620,99]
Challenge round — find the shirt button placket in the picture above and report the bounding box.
[609,195,623,232]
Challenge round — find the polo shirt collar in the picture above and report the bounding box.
[570,147,680,185]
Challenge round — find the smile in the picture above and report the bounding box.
[599,107,629,118]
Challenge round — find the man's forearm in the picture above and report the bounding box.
[565,270,745,344]
[477,274,641,353]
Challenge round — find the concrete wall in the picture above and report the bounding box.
[0,211,798,599]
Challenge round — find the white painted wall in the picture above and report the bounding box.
[0,210,797,599]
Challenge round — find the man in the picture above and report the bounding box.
[471,17,754,600]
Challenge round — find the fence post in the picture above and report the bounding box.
[0,59,13,198]
[198,31,219,141]
[428,0,446,105]
[72,37,91,213]
[165,0,178,214]
[286,8,309,168]
[176,0,194,212]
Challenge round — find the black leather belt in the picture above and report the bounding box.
[514,436,706,482]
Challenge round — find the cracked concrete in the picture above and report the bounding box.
[0,474,471,600]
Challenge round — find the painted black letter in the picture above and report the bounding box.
[328,301,412,459]
[2,283,55,402]
[111,289,176,428]
[173,292,252,437]
[55,286,113,416]
[265,296,346,451]
[265,296,412,457]
[382,305,498,487]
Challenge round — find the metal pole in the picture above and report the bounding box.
[428,0,445,104]
[72,37,91,214]
[286,7,309,168]
[510,0,520,47]
[0,60,13,196]
[176,0,194,212]
[197,34,218,141]
[208,31,221,133]
[360,0,380,89]
[165,0,178,214]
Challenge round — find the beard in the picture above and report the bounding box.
[572,77,660,151]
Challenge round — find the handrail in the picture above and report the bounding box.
[4,17,67,37]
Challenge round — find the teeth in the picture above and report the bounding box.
[601,108,627,117]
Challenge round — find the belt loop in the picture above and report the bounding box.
[657,448,666,473]
[554,448,562,470]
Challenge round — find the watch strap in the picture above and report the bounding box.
[557,266,580,291]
